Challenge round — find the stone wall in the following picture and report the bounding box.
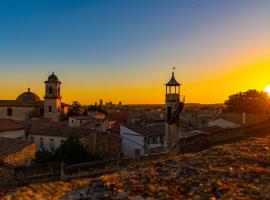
[0,163,15,187]
[82,131,121,159]
[170,119,270,156]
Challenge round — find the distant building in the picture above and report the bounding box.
[0,73,69,121]
[22,118,121,158]
[120,123,165,157]
[208,118,240,129]
[69,116,93,128]
[0,119,25,139]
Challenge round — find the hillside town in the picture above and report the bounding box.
[1,1,270,198]
[1,70,270,199]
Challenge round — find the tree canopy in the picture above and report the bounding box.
[34,136,100,165]
[223,90,270,114]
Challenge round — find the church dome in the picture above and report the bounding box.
[16,88,41,104]
[47,72,59,82]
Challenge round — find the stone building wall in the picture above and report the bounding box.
[81,131,121,159]
[0,129,26,139]
[0,164,14,187]
[0,107,36,120]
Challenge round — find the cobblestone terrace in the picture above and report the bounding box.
[2,134,270,200]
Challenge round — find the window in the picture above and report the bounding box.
[30,136,34,142]
[135,149,141,157]
[7,108,13,116]
[49,86,53,94]
[58,107,60,112]
[157,136,160,143]
[153,137,157,144]
[58,87,60,95]
[49,139,54,152]
[49,106,52,112]
[39,138,44,149]
[160,136,164,145]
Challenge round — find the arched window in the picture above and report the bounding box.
[49,106,52,112]
[7,108,13,116]
[49,87,53,94]
[58,87,60,96]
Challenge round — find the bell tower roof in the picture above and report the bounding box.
[166,72,180,86]
[45,72,61,83]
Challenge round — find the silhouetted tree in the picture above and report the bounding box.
[33,149,54,164]
[54,136,100,165]
[34,136,101,165]
[67,101,83,117]
[223,90,270,113]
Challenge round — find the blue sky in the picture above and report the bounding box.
[0,0,269,104]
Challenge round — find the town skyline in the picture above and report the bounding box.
[0,0,270,104]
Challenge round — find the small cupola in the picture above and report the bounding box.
[166,72,180,86]
[46,72,60,83]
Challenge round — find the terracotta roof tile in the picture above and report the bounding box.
[121,122,165,137]
[21,118,95,138]
[0,119,24,132]
[0,137,34,161]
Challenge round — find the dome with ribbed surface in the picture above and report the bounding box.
[16,88,41,104]
[47,72,59,82]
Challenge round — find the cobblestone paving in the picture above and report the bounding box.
[3,135,270,199]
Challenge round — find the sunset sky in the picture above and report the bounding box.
[0,0,269,104]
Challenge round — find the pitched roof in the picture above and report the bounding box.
[78,119,103,130]
[0,119,24,132]
[108,112,128,123]
[0,137,34,161]
[121,122,165,137]
[21,118,95,138]
[70,116,93,120]
[166,72,180,86]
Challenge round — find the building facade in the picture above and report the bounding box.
[0,73,69,121]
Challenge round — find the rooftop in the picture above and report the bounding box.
[121,122,165,137]
[0,137,34,162]
[16,88,41,104]
[21,118,95,138]
[165,72,180,86]
[0,119,24,132]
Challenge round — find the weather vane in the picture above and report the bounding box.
[173,65,176,74]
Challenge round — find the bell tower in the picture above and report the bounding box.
[165,69,184,151]
[44,72,62,122]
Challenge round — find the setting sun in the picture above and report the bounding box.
[264,85,270,94]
